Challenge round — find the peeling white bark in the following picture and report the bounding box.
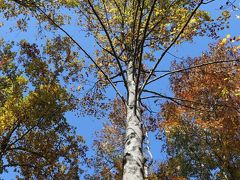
[123,62,144,180]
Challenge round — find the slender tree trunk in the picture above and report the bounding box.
[123,62,144,180]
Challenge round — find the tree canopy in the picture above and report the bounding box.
[0,39,87,178]
[160,40,240,179]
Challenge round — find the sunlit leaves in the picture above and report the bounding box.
[0,40,87,178]
[60,0,80,7]
[77,0,216,69]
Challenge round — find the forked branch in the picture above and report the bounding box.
[140,1,204,94]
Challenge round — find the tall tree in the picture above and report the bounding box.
[0,0,233,179]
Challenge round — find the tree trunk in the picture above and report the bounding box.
[123,62,144,180]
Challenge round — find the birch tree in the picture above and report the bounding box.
[0,0,233,179]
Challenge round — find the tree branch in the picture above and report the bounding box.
[140,1,203,94]
[134,0,157,113]
[87,0,128,91]
[12,0,125,103]
[142,89,196,109]
[142,89,240,113]
[147,59,240,84]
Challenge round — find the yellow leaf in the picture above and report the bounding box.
[219,38,227,45]
[226,34,230,39]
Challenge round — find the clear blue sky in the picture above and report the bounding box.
[1,1,239,179]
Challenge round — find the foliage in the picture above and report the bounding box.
[89,98,125,179]
[0,40,87,178]
[160,41,240,179]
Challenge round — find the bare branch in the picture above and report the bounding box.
[142,89,240,113]
[147,59,240,84]
[110,70,127,79]
[113,80,124,84]
[202,0,216,4]
[142,89,196,109]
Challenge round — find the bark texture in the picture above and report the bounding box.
[123,62,144,180]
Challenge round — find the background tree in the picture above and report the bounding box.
[89,98,125,179]
[160,40,240,179]
[0,40,87,178]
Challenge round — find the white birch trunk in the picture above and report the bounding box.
[123,61,144,180]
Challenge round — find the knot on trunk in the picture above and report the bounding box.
[125,132,136,146]
[128,105,134,109]
[123,152,131,166]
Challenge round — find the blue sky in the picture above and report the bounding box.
[1,1,240,179]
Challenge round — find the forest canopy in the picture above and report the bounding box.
[0,0,239,179]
